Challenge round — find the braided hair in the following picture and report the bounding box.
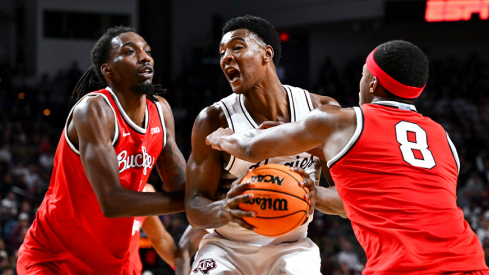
[73,26,165,99]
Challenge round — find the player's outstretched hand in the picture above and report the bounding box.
[290,167,317,217]
[257,121,284,129]
[206,127,234,151]
[220,172,257,231]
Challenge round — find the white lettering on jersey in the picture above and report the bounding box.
[117,146,155,175]
[132,219,143,236]
[151,127,160,134]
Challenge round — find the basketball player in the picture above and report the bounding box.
[207,40,489,274]
[185,15,345,274]
[17,27,187,274]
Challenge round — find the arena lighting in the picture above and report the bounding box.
[279,31,290,42]
[425,0,489,22]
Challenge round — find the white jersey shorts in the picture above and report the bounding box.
[191,231,321,275]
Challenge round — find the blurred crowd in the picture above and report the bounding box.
[0,47,489,274]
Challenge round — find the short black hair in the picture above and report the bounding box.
[373,40,428,89]
[222,15,281,66]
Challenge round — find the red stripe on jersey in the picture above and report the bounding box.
[18,89,164,274]
[330,104,487,274]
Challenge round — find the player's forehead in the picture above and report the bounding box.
[220,29,265,47]
[110,32,148,50]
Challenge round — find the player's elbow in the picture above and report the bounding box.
[99,200,123,218]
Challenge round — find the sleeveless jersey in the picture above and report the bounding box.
[215,85,321,245]
[328,101,488,274]
[18,87,166,274]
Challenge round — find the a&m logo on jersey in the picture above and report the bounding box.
[117,146,155,175]
[193,258,216,274]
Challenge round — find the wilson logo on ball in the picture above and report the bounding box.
[250,174,284,186]
[243,197,289,211]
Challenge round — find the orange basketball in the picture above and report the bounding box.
[238,163,310,237]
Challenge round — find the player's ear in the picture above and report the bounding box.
[101,63,111,77]
[369,76,378,94]
[264,45,274,63]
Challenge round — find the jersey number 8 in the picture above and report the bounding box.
[395,121,436,169]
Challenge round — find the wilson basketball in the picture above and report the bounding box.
[238,163,310,237]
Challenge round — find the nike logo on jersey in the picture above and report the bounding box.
[123,132,130,137]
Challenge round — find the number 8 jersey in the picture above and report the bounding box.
[328,101,487,274]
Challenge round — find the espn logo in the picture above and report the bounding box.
[151,127,160,134]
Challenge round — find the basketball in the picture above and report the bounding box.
[238,164,310,237]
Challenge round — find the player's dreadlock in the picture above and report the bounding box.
[72,26,165,100]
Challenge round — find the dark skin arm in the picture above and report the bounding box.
[70,95,184,218]
[174,225,208,275]
[154,96,186,192]
[206,105,355,217]
[140,184,177,268]
[184,105,256,230]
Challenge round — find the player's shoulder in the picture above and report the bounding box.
[73,93,113,118]
[193,101,228,133]
[308,91,341,108]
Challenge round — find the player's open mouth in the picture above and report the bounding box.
[138,66,154,78]
[225,67,240,82]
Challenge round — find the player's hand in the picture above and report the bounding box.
[290,167,317,217]
[206,127,234,151]
[258,121,284,129]
[219,172,256,231]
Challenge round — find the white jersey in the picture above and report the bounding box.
[214,85,321,246]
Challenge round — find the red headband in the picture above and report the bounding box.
[366,48,425,99]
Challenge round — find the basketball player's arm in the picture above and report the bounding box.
[154,97,186,191]
[316,161,346,217]
[174,225,208,275]
[185,106,256,230]
[141,184,177,268]
[73,96,184,217]
[206,107,334,163]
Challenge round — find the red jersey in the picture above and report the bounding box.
[18,88,166,274]
[128,216,147,275]
[329,102,488,274]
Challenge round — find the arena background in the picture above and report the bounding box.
[0,0,488,274]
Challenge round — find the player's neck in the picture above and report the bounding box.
[243,73,290,124]
[110,86,148,128]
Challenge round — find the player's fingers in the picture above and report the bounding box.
[227,193,254,208]
[227,181,252,198]
[290,167,311,179]
[230,216,256,231]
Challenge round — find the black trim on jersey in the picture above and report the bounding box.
[445,132,459,175]
[107,91,147,135]
[220,100,236,171]
[328,108,365,168]
[227,155,237,172]
[303,89,313,111]
[238,95,256,128]
[284,86,296,122]
[152,98,167,148]
[220,100,235,131]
